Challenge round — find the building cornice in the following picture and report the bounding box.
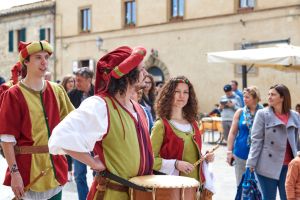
[0,0,55,17]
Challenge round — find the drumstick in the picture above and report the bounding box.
[12,167,52,200]
[193,144,219,167]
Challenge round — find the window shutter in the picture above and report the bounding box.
[132,1,136,24]
[20,28,26,41]
[40,28,46,40]
[179,0,184,17]
[8,30,14,52]
[172,0,178,17]
[47,28,51,43]
[87,9,91,31]
[240,0,247,8]
[248,0,255,7]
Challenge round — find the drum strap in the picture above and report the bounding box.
[153,170,166,175]
[97,170,152,192]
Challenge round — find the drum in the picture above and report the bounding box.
[129,175,199,200]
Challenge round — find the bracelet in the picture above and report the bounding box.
[10,164,19,174]
[174,160,178,170]
[227,150,233,154]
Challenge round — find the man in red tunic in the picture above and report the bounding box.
[0,40,74,200]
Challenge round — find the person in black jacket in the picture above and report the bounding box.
[68,67,94,108]
[67,67,94,200]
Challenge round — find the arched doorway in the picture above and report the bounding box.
[147,66,164,84]
[144,49,170,85]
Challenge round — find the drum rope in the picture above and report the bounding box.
[181,188,185,200]
[152,188,156,200]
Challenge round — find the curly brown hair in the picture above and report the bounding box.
[155,76,198,123]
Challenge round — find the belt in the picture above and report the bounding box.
[95,175,129,200]
[97,181,128,192]
[14,145,49,155]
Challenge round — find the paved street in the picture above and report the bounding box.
[0,142,237,200]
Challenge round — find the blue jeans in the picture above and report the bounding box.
[256,165,288,200]
[74,159,88,200]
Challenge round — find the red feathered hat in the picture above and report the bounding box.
[10,62,23,85]
[95,46,146,94]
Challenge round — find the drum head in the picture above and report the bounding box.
[129,175,199,188]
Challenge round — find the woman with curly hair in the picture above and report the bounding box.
[151,76,214,187]
[140,74,156,120]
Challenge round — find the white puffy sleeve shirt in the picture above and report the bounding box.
[48,96,108,154]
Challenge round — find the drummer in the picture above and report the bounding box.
[151,76,214,191]
[48,46,154,200]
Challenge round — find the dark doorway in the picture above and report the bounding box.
[147,66,164,84]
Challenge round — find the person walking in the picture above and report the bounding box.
[219,84,242,142]
[0,40,74,200]
[226,86,262,185]
[231,80,244,107]
[246,84,300,200]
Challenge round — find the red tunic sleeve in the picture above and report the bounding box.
[0,87,23,139]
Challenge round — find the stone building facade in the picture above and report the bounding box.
[0,0,55,81]
[55,0,300,112]
[2,0,300,112]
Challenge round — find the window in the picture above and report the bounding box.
[148,66,165,83]
[80,8,91,32]
[240,0,255,8]
[80,60,90,68]
[40,28,51,42]
[171,0,184,18]
[73,59,95,72]
[125,0,136,26]
[8,30,14,52]
[17,28,26,47]
[40,29,45,40]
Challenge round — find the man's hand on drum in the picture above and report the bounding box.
[176,160,195,174]
[204,152,215,163]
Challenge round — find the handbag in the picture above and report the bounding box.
[235,168,262,200]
